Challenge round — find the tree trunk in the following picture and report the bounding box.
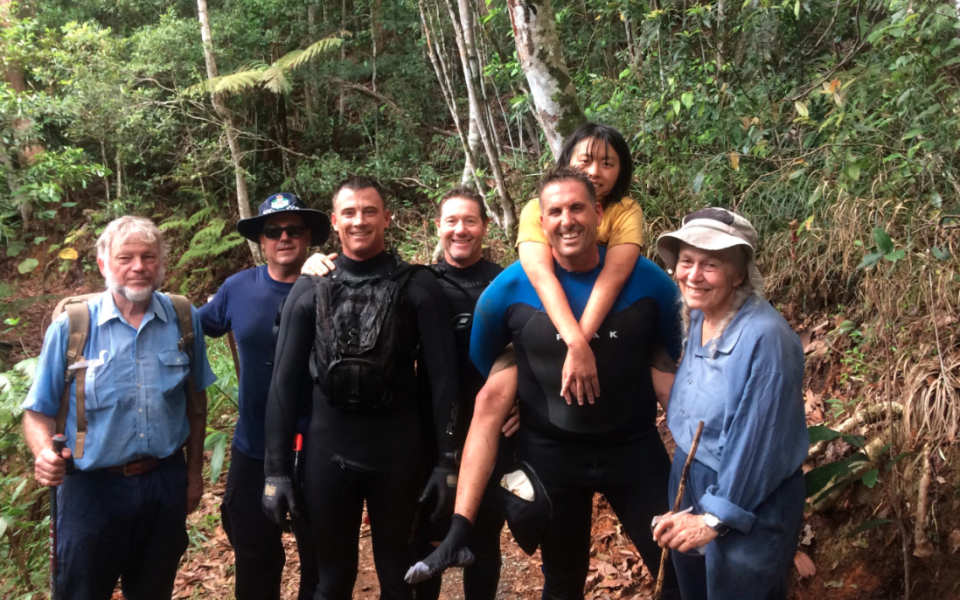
[304,2,317,124]
[196,0,261,262]
[461,104,482,185]
[506,0,585,160]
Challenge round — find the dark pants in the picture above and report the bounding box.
[55,454,189,600]
[221,448,318,600]
[519,429,680,600]
[669,448,806,600]
[304,447,422,600]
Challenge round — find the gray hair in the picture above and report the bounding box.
[680,245,765,351]
[96,216,169,265]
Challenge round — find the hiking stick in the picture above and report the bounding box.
[50,434,66,600]
[227,331,241,381]
[653,420,705,600]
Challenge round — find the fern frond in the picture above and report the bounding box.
[284,37,343,71]
[187,206,216,227]
[189,218,226,246]
[177,231,245,268]
[183,79,213,96]
[262,66,292,95]
[212,69,265,95]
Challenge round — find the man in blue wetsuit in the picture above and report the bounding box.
[412,168,683,600]
[200,193,329,600]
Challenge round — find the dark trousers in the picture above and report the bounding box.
[304,448,422,600]
[669,449,806,600]
[55,454,189,600]
[221,448,319,600]
[520,429,680,600]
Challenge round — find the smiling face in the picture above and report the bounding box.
[435,197,487,268]
[569,137,621,202]
[539,179,603,271]
[97,235,164,303]
[259,213,310,271]
[331,186,391,260]
[674,243,745,321]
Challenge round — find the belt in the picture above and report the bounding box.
[101,450,183,476]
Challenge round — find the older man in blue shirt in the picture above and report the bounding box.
[23,216,216,600]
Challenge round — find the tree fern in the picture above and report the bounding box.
[184,36,342,97]
[160,205,215,231]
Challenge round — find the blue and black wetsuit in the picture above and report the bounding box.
[416,257,510,600]
[470,248,683,600]
[264,251,460,600]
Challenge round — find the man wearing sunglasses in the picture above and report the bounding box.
[199,192,330,600]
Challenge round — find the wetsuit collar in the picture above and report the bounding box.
[438,257,489,279]
[335,249,397,274]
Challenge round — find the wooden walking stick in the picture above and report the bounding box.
[653,420,705,600]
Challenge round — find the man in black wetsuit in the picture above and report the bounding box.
[414,186,519,600]
[262,177,461,600]
[412,168,683,600]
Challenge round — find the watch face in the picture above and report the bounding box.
[704,514,720,528]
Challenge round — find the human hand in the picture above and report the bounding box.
[502,404,520,437]
[404,514,475,584]
[419,462,458,522]
[652,511,718,553]
[301,252,338,277]
[186,469,203,515]
[560,340,600,405]
[262,475,299,531]
[35,446,71,487]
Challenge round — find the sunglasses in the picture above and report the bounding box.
[262,225,306,240]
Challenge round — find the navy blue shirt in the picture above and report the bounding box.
[667,296,807,534]
[199,265,293,460]
[470,248,681,442]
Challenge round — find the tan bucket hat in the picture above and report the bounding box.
[656,207,759,272]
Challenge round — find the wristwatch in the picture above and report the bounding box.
[701,513,730,536]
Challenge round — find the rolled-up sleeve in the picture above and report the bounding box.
[699,363,805,534]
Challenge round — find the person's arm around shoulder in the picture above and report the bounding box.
[301,252,339,276]
[22,316,72,486]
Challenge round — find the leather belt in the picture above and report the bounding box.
[101,450,182,476]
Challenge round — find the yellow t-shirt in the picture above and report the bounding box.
[515,196,644,247]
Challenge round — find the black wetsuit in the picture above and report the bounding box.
[470,249,683,600]
[264,251,460,600]
[416,257,510,600]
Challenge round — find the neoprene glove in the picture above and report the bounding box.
[262,475,298,531]
[419,460,458,523]
[404,514,475,584]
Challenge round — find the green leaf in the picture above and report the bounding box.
[856,253,882,269]
[846,164,861,180]
[872,227,894,254]
[931,246,951,261]
[681,92,694,109]
[17,258,39,274]
[693,172,705,193]
[794,0,801,18]
[841,434,866,449]
[672,100,682,115]
[808,425,841,444]
[884,249,906,262]
[885,452,912,471]
[861,468,879,488]
[0,516,6,539]
[848,518,891,536]
[805,452,869,498]
[794,101,809,118]
[902,128,923,141]
[6,241,24,257]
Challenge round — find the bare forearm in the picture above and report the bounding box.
[579,244,639,339]
[23,409,55,459]
[651,369,675,412]
[455,368,517,522]
[185,391,207,474]
[520,242,585,347]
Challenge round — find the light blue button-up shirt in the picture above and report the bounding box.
[667,295,807,534]
[24,291,216,471]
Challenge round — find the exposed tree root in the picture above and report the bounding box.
[810,434,891,511]
[808,403,904,459]
[913,444,936,558]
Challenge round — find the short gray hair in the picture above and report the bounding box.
[96,216,168,264]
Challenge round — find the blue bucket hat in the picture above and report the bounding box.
[236,193,330,246]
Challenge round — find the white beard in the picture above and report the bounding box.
[104,267,164,303]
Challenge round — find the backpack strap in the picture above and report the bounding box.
[167,294,204,418]
[54,295,98,459]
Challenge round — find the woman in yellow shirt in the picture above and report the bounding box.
[516,122,650,405]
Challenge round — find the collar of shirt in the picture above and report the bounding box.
[690,296,763,359]
[96,290,169,328]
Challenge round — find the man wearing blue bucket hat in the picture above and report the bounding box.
[200,192,329,600]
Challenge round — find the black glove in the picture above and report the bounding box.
[404,514,475,584]
[262,475,298,531]
[419,460,458,523]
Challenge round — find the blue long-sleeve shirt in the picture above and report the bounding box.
[667,295,807,534]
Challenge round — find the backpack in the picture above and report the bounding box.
[311,260,433,412]
[51,292,205,458]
